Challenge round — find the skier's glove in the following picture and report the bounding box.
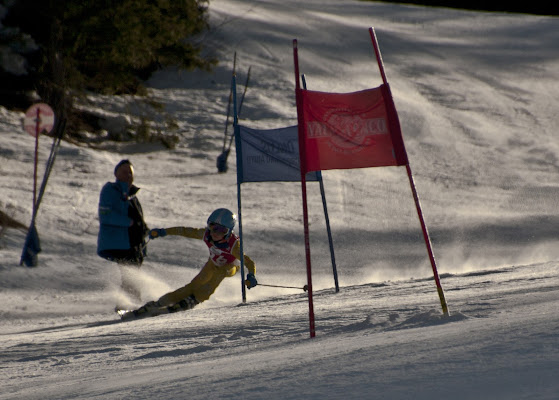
[245,273,258,289]
[149,228,167,239]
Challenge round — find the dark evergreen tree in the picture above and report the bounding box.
[1,0,214,134]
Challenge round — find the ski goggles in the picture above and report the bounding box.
[208,223,229,234]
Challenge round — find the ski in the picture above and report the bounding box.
[116,297,199,321]
[116,306,170,321]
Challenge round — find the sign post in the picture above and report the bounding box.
[20,103,55,267]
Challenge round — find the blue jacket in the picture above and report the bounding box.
[97,180,148,255]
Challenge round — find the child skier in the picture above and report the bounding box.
[121,208,257,319]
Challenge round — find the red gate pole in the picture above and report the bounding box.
[369,27,449,316]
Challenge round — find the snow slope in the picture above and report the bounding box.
[1,0,558,399]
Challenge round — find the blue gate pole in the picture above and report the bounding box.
[302,74,339,293]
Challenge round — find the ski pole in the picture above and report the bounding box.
[221,52,237,153]
[225,66,252,151]
[257,283,308,292]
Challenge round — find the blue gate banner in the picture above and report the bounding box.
[235,125,319,183]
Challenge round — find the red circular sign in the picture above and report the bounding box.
[23,103,55,137]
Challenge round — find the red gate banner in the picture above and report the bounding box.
[298,85,408,173]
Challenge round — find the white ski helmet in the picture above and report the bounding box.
[207,208,237,231]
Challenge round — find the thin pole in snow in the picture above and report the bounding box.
[301,74,340,294]
[294,39,316,338]
[369,27,449,317]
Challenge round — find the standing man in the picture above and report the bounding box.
[97,159,149,302]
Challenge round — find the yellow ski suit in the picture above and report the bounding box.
[156,227,256,306]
